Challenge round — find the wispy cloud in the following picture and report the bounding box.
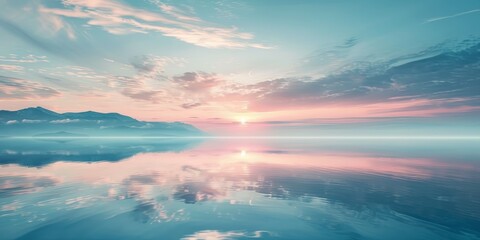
[302,37,361,77]
[0,54,48,63]
[0,64,24,73]
[50,118,80,124]
[0,19,87,60]
[86,41,479,117]
[163,42,480,118]
[121,89,164,103]
[149,0,201,22]
[0,75,60,99]
[173,72,225,92]
[39,0,270,49]
[425,9,480,23]
[236,42,480,114]
[181,102,202,109]
[38,5,76,39]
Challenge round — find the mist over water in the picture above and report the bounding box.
[0,139,479,240]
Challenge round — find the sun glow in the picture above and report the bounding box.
[240,150,247,157]
[240,117,247,125]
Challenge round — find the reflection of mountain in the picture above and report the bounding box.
[0,139,202,167]
[0,107,204,137]
[34,131,87,137]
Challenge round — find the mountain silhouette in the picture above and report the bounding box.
[0,107,204,137]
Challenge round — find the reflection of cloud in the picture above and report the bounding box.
[173,182,222,204]
[2,148,478,233]
[131,199,186,224]
[182,230,268,240]
[1,201,21,211]
[122,172,188,223]
[0,175,58,197]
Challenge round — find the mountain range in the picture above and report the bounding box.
[0,107,204,137]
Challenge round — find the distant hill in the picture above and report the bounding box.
[0,107,205,137]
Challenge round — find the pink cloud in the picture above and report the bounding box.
[0,64,24,72]
[0,76,60,100]
[39,0,271,49]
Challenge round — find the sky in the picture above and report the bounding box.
[0,0,479,134]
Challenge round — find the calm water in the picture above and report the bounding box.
[0,138,479,240]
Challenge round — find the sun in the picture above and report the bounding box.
[240,117,247,125]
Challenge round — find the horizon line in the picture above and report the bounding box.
[7,136,480,140]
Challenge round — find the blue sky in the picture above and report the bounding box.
[0,0,479,133]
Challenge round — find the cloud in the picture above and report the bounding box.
[0,54,48,63]
[40,0,270,49]
[200,42,480,117]
[149,0,201,22]
[6,120,18,125]
[0,18,58,55]
[425,9,480,23]
[38,5,76,39]
[0,75,60,100]
[121,89,164,103]
[31,60,170,103]
[302,37,360,76]
[0,18,86,60]
[171,72,226,108]
[0,64,24,73]
[21,119,44,123]
[130,55,185,79]
[181,102,202,109]
[173,72,225,92]
[117,41,478,115]
[50,119,80,124]
[112,56,182,102]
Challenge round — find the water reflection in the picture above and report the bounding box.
[0,139,479,240]
[0,138,201,166]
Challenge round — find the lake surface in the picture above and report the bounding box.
[0,138,479,240]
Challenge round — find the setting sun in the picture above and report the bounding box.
[240,117,247,125]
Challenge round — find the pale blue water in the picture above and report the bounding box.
[0,139,479,240]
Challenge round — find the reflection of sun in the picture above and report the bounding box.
[240,150,247,157]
